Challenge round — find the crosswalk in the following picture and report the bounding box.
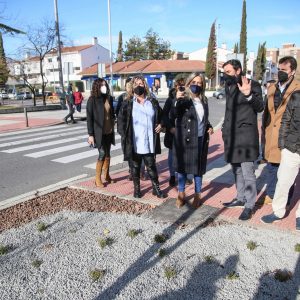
[0,123,166,170]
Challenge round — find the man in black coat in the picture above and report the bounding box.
[222,59,264,220]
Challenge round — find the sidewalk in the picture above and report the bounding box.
[72,129,300,232]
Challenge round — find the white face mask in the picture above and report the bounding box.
[100,85,107,94]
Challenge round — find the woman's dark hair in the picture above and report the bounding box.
[90,78,110,98]
[222,59,242,72]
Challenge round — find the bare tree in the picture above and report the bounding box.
[23,20,56,105]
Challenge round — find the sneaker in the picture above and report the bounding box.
[260,213,282,224]
[296,218,300,231]
[223,198,245,208]
[239,207,253,221]
[169,176,176,187]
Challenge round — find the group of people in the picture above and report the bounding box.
[86,55,300,230]
[64,83,84,124]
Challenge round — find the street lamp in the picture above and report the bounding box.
[107,0,114,96]
[216,23,221,88]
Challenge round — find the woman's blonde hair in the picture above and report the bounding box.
[185,72,206,100]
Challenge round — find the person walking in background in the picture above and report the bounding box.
[64,83,76,124]
[162,75,186,187]
[117,75,166,199]
[87,78,115,188]
[261,90,300,230]
[73,87,84,113]
[262,56,300,205]
[221,59,264,220]
[173,72,213,209]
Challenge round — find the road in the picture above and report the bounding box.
[0,97,225,202]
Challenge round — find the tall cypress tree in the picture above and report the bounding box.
[239,0,247,72]
[254,42,267,81]
[205,21,217,88]
[233,43,239,53]
[116,31,123,62]
[0,32,9,89]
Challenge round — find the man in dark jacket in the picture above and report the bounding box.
[261,91,300,230]
[222,59,264,220]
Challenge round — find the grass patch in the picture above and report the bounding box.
[274,269,293,282]
[127,229,140,239]
[89,268,106,282]
[31,259,43,268]
[0,105,17,110]
[97,237,114,249]
[204,255,215,263]
[247,241,258,251]
[0,244,9,256]
[154,234,167,244]
[295,244,300,252]
[158,248,167,258]
[164,266,177,280]
[226,271,239,280]
[37,222,48,232]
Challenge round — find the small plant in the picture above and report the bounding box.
[69,229,77,234]
[295,244,300,252]
[226,271,239,280]
[127,229,139,239]
[0,244,9,256]
[274,269,293,282]
[204,255,215,263]
[97,237,114,249]
[31,259,43,268]
[164,266,177,280]
[37,222,48,232]
[158,248,167,258]
[89,268,106,282]
[154,234,167,244]
[247,241,258,251]
[103,228,110,235]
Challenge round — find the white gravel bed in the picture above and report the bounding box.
[0,211,299,300]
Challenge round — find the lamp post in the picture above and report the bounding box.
[216,23,221,88]
[107,0,114,96]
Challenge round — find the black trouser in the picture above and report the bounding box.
[132,153,158,182]
[98,133,113,160]
[65,104,75,121]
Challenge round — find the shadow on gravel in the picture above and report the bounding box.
[252,254,300,300]
[94,206,228,299]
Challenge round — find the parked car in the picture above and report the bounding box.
[0,91,8,99]
[16,92,32,100]
[212,88,225,100]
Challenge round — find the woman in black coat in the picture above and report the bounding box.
[173,72,213,208]
[87,78,115,188]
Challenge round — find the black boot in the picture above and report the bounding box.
[152,181,167,198]
[133,177,141,198]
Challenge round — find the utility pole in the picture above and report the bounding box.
[107,0,114,96]
[216,23,220,88]
[54,0,66,108]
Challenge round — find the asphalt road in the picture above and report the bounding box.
[0,97,225,202]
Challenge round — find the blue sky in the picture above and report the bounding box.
[2,0,300,59]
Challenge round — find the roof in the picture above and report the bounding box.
[79,59,206,76]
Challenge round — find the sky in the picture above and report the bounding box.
[2,0,300,59]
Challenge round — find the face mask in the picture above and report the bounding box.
[223,73,237,85]
[190,85,202,95]
[277,71,289,84]
[134,86,145,96]
[100,85,107,94]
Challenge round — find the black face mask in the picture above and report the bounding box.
[134,86,145,96]
[277,71,289,84]
[223,74,237,85]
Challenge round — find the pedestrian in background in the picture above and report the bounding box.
[262,56,300,205]
[64,83,76,124]
[172,72,213,209]
[117,75,166,199]
[222,59,264,220]
[73,87,84,113]
[261,90,300,230]
[87,78,115,188]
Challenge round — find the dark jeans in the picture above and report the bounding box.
[132,153,158,183]
[75,103,81,112]
[64,104,75,121]
[97,133,113,160]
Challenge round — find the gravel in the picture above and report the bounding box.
[0,189,300,299]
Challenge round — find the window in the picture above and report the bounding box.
[48,58,52,63]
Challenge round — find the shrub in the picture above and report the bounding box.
[294,244,300,252]
[37,222,48,232]
[204,255,215,263]
[226,271,239,280]
[158,248,167,258]
[0,244,9,256]
[89,268,106,282]
[32,259,43,268]
[154,234,167,244]
[97,237,114,249]
[164,266,177,280]
[127,229,140,239]
[247,241,258,251]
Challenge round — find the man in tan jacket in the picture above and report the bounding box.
[263,56,300,204]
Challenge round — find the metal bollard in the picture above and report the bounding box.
[24,107,29,127]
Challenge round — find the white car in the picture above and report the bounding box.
[0,91,8,99]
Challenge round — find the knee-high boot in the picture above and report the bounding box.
[151,179,167,198]
[103,157,115,184]
[95,160,104,188]
[133,177,142,198]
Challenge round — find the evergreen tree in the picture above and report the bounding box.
[124,36,145,61]
[239,0,247,71]
[233,43,239,53]
[0,32,9,89]
[205,21,217,88]
[255,42,267,81]
[116,31,123,62]
[0,23,24,35]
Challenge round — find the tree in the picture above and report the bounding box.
[233,43,239,54]
[116,31,123,62]
[255,42,266,81]
[0,32,9,89]
[124,36,145,61]
[239,0,247,72]
[0,23,24,35]
[205,21,217,88]
[24,20,56,105]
